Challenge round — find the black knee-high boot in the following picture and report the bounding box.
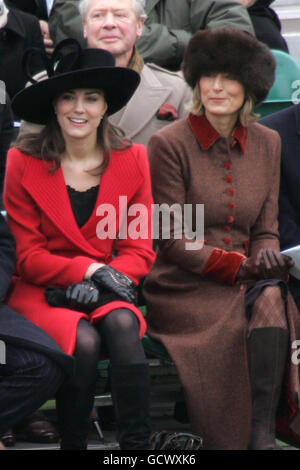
[247,327,289,450]
[110,363,151,450]
[56,380,95,450]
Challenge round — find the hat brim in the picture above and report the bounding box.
[12,66,140,124]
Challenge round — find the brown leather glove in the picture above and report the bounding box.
[236,248,294,282]
[236,256,259,282]
[256,248,294,281]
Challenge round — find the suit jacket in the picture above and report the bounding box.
[248,0,288,52]
[6,0,49,19]
[260,104,300,250]
[109,63,192,146]
[3,145,155,354]
[260,105,300,312]
[0,7,45,101]
[0,95,16,207]
[0,211,73,376]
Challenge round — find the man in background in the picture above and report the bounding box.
[49,0,254,70]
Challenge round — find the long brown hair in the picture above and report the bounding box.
[14,113,131,174]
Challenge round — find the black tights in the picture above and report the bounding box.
[75,308,146,377]
[70,307,147,396]
[56,308,146,449]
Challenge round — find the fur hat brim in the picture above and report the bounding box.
[182,28,276,105]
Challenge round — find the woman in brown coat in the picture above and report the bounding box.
[143,29,300,450]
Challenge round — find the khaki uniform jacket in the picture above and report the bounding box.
[109,63,192,145]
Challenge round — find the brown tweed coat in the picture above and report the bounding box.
[143,114,300,450]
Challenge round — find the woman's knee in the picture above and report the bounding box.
[101,309,139,336]
[75,319,101,359]
[252,285,284,312]
[249,285,287,330]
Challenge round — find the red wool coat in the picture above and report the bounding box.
[3,144,155,355]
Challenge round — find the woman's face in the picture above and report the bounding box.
[199,73,245,120]
[54,88,108,142]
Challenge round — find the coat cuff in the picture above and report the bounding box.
[202,249,246,285]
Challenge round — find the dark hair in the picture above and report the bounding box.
[14,113,131,174]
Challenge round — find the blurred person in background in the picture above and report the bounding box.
[237,0,288,51]
[0,1,46,102]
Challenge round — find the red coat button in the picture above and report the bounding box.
[228,188,235,196]
[226,175,232,183]
[228,202,235,209]
[224,237,231,244]
[226,215,234,223]
[224,162,232,170]
[224,225,231,232]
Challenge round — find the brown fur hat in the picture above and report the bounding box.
[182,28,276,105]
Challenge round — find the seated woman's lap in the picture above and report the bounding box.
[75,308,146,379]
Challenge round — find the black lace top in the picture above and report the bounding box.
[67,184,99,228]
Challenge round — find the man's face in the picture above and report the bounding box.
[83,0,144,66]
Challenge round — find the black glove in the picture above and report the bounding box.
[44,286,70,308]
[91,265,137,304]
[66,280,99,311]
[45,280,100,313]
[45,279,132,313]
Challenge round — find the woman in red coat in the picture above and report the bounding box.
[4,39,155,450]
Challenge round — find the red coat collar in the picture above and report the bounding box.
[188,113,248,155]
[20,149,142,257]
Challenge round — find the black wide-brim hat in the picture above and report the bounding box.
[12,39,141,124]
[182,28,276,105]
